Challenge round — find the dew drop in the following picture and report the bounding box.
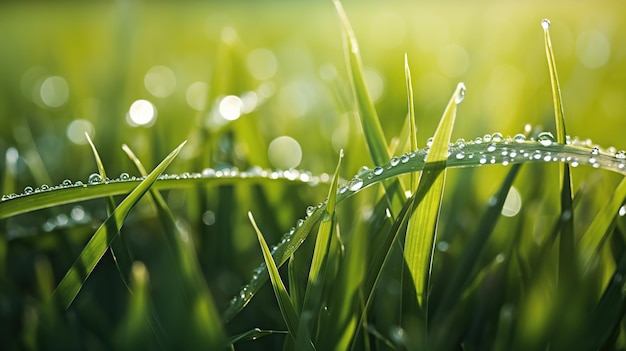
[474,136,483,144]
[537,131,555,146]
[455,138,466,148]
[338,186,348,194]
[619,205,626,217]
[455,82,466,104]
[348,177,364,191]
[400,154,410,163]
[513,134,526,143]
[483,134,492,143]
[373,166,384,176]
[426,137,434,148]
[479,157,487,165]
[541,18,551,30]
[389,156,400,167]
[88,173,103,184]
[617,150,626,159]
[61,179,73,187]
[1,195,9,201]
[306,206,315,216]
[119,172,130,181]
[486,143,497,152]
[39,184,50,191]
[591,147,600,156]
[491,132,503,142]
[23,186,33,194]
[455,151,465,160]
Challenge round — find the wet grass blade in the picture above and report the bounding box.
[47,141,186,310]
[249,211,300,341]
[122,144,224,347]
[297,150,343,348]
[224,328,288,348]
[85,133,134,292]
[542,19,576,285]
[404,83,465,310]
[333,0,406,213]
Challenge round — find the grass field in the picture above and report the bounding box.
[1,1,626,350]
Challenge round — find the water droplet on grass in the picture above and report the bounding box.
[455,82,466,104]
[306,206,315,216]
[486,143,497,152]
[389,156,400,167]
[23,186,33,194]
[537,132,555,146]
[400,154,410,163]
[455,152,465,159]
[373,167,384,176]
[88,173,103,184]
[513,134,526,143]
[620,206,626,217]
[491,132,503,142]
[541,18,551,30]
[591,147,600,155]
[349,177,364,191]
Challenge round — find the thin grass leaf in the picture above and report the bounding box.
[85,134,134,293]
[542,18,576,286]
[297,150,343,349]
[333,0,406,213]
[223,328,288,348]
[404,82,465,311]
[579,176,626,269]
[121,144,224,347]
[47,141,186,310]
[248,211,300,340]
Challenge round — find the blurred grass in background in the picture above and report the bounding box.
[1,0,626,349]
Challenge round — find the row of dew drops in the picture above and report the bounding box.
[0,166,326,203]
[228,130,626,311]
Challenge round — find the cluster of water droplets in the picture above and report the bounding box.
[226,130,626,316]
[0,167,326,203]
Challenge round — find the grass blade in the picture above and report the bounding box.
[297,150,343,348]
[542,18,576,286]
[333,0,406,214]
[47,141,186,310]
[248,211,300,341]
[85,133,134,293]
[404,82,465,311]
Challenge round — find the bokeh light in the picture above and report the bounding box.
[66,119,95,145]
[127,99,157,126]
[144,65,177,98]
[40,76,69,108]
[218,95,243,121]
[501,186,522,217]
[576,29,611,69]
[186,82,208,111]
[246,48,278,80]
[268,136,302,169]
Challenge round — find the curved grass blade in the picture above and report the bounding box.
[296,150,343,349]
[86,134,134,293]
[248,211,299,341]
[122,144,224,347]
[46,141,186,310]
[542,18,576,286]
[404,82,465,311]
[333,0,406,213]
[224,328,288,348]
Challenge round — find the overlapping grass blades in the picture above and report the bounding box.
[48,141,186,310]
[542,18,576,287]
[404,82,464,313]
[249,211,300,342]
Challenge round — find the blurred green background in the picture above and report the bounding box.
[1,0,626,349]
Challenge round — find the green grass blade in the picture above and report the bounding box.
[248,211,300,340]
[122,144,224,347]
[47,141,186,310]
[404,82,465,310]
[542,18,576,286]
[86,134,134,293]
[224,328,288,348]
[333,0,388,167]
[333,0,406,214]
[297,150,343,348]
[579,176,626,269]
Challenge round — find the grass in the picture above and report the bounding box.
[2,1,626,350]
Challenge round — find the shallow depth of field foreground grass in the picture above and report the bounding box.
[1,1,626,350]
